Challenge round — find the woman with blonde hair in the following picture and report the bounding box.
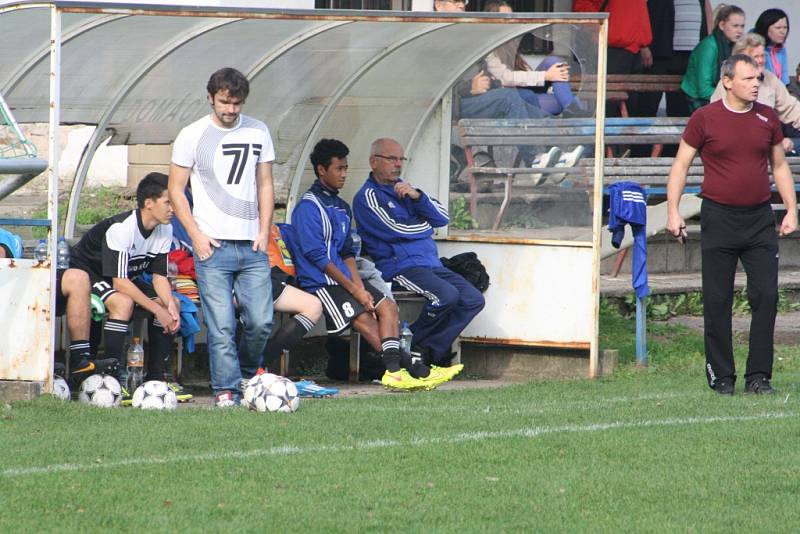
[681,4,745,110]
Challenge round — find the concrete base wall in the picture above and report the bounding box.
[459,345,617,380]
[0,380,42,402]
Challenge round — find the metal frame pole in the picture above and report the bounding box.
[45,4,62,394]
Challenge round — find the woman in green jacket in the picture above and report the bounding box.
[681,4,745,111]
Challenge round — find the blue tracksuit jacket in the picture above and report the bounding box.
[290,180,356,292]
[608,182,649,298]
[352,174,449,281]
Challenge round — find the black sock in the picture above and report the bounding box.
[103,319,129,360]
[381,338,402,372]
[146,317,174,381]
[263,314,315,369]
[400,349,430,378]
[69,340,92,366]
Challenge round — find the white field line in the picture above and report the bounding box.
[325,390,710,416]
[2,411,795,478]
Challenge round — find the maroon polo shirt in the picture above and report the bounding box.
[683,100,783,207]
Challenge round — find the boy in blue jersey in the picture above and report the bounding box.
[353,138,485,367]
[291,139,458,390]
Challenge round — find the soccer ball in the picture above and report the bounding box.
[51,377,71,401]
[244,374,300,413]
[132,380,178,410]
[78,374,121,408]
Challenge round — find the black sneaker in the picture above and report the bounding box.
[744,377,776,395]
[714,379,735,395]
[70,357,120,386]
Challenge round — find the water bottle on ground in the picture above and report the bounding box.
[126,336,144,393]
[56,237,70,269]
[34,239,48,263]
[351,229,362,257]
[399,322,413,354]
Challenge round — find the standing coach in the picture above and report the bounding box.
[666,54,797,395]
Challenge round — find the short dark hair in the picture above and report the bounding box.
[309,139,350,178]
[720,53,759,80]
[136,172,168,208]
[206,67,250,101]
[754,8,790,47]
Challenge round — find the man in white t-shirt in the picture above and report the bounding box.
[168,67,275,407]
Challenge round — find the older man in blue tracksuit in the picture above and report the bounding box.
[353,138,485,366]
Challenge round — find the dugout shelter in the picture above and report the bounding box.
[0,1,608,395]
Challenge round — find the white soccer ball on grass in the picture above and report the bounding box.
[78,373,121,408]
[243,374,300,413]
[132,380,178,410]
[51,376,71,401]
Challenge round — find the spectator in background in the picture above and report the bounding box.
[438,0,562,175]
[638,0,713,120]
[711,33,800,155]
[572,0,652,117]
[681,4,745,111]
[754,9,790,86]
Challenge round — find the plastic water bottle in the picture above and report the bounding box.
[56,237,70,269]
[126,336,144,393]
[399,322,413,354]
[351,229,362,257]
[34,239,48,263]
[167,260,178,290]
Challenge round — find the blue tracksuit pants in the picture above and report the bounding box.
[393,266,485,364]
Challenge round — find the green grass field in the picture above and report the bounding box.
[2,310,800,532]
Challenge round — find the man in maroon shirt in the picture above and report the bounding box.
[667,54,797,395]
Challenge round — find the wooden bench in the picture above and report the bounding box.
[456,117,688,229]
[571,74,684,118]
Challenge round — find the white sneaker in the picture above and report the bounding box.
[549,145,585,184]
[530,147,561,185]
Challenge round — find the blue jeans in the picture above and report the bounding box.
[195,240,273,395]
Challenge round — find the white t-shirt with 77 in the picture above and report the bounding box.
[171,113,275,240]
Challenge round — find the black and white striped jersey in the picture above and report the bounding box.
[70,209,172,281]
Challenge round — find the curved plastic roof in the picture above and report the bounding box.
[0,2,604,210]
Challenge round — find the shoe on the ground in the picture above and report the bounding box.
[714,379,735,395]
[744,376,776,395]
[549,145,585,184]
[166,382,193,403]
[530,147,561,185]
[431,363,464,381]
[295,380,339,398]
[54,362,66,378]
[120,386,133,407]
[414,366,457,390]
[215,391,242,408]
[71,357,119,378]
[381,369,427,391]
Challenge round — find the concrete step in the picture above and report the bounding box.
[602,225,800,275]
[601,268,800,297]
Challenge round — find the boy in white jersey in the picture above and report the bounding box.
[169,68,274,407]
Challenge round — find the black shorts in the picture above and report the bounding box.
[314,284,387,334]
[271,266,295,302]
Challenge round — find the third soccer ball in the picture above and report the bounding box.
[132,380,178,410]
[244,374,299,413]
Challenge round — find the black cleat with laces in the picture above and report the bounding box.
[744,376,776,395]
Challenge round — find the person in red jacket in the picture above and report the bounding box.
[573,0,652,117]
